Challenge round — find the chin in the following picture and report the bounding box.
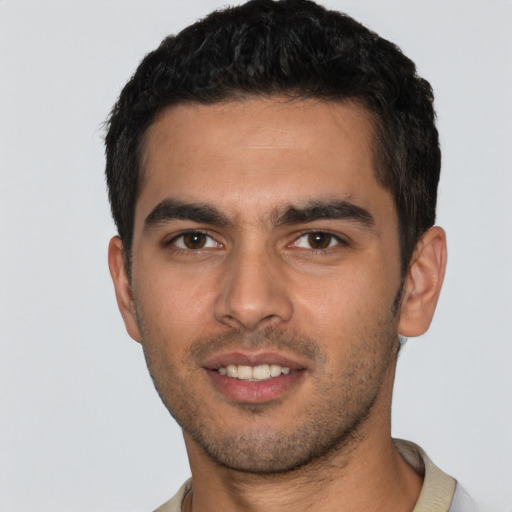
[185,411,370,475]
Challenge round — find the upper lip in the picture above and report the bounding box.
[202,351,306,371]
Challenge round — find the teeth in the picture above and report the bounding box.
[226,364,238,378]
[270,364,282,377]
[237,365,253,380]
[252,364,270,380]
[217,364,291,381]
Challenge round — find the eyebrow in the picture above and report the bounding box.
[144,199,233,231]
[143,197,375,233]
[276,200,375,229]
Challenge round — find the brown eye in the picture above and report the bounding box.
[172,232,218,250]
[307,233,333,249]
[183,233,207,249]
[293,232,342,250]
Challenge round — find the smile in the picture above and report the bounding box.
[218,364,291,381]
[203,351,305,403]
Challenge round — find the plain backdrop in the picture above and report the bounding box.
[1,1,511,510]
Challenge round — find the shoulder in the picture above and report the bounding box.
[394,439,478,512]
[153,479,192,512]
[450,484,480,512]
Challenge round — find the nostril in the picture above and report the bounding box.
[212,252,294,329]
[213,288,293,331]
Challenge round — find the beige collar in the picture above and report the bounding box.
[155,440,456,512]
[394,439,456,512]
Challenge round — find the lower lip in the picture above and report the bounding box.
[205,369,304,404]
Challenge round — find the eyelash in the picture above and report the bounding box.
[166,230,222,251]
[292,231,347,252]
[165,229,347,253]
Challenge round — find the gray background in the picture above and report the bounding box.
[1,1,511,510]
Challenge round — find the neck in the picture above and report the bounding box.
[182,385,422,512]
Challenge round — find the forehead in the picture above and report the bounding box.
[136,97,391,228]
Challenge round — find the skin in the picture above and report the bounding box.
[109,98,447,512]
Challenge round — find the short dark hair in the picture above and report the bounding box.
[105,0,440,274]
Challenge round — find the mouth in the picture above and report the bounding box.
[217,363,291,381]
[203,352,306,404]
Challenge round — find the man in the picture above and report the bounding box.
[105,1,475,510]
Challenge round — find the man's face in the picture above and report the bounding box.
[125,98,404,473]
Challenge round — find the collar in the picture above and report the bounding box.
[154,440,457,512]
[394,439,456,512]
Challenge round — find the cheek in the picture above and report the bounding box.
[291,265,399,349]
[293,263,392,318]
[135,270,214,346]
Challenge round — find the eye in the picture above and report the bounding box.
[293,232,342,250]
[171,231,220,250]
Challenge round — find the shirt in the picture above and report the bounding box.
[154,439,476,512]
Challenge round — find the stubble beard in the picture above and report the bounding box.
[139,308,400,476]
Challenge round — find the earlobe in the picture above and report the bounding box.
[398,227,447,337]
[107,236,142,342]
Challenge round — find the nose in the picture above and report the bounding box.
[213,245,294,331]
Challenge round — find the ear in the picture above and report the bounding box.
[398,227,447,337]
[108,236,142,342]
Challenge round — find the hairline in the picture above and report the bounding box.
[136,94,389,208]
